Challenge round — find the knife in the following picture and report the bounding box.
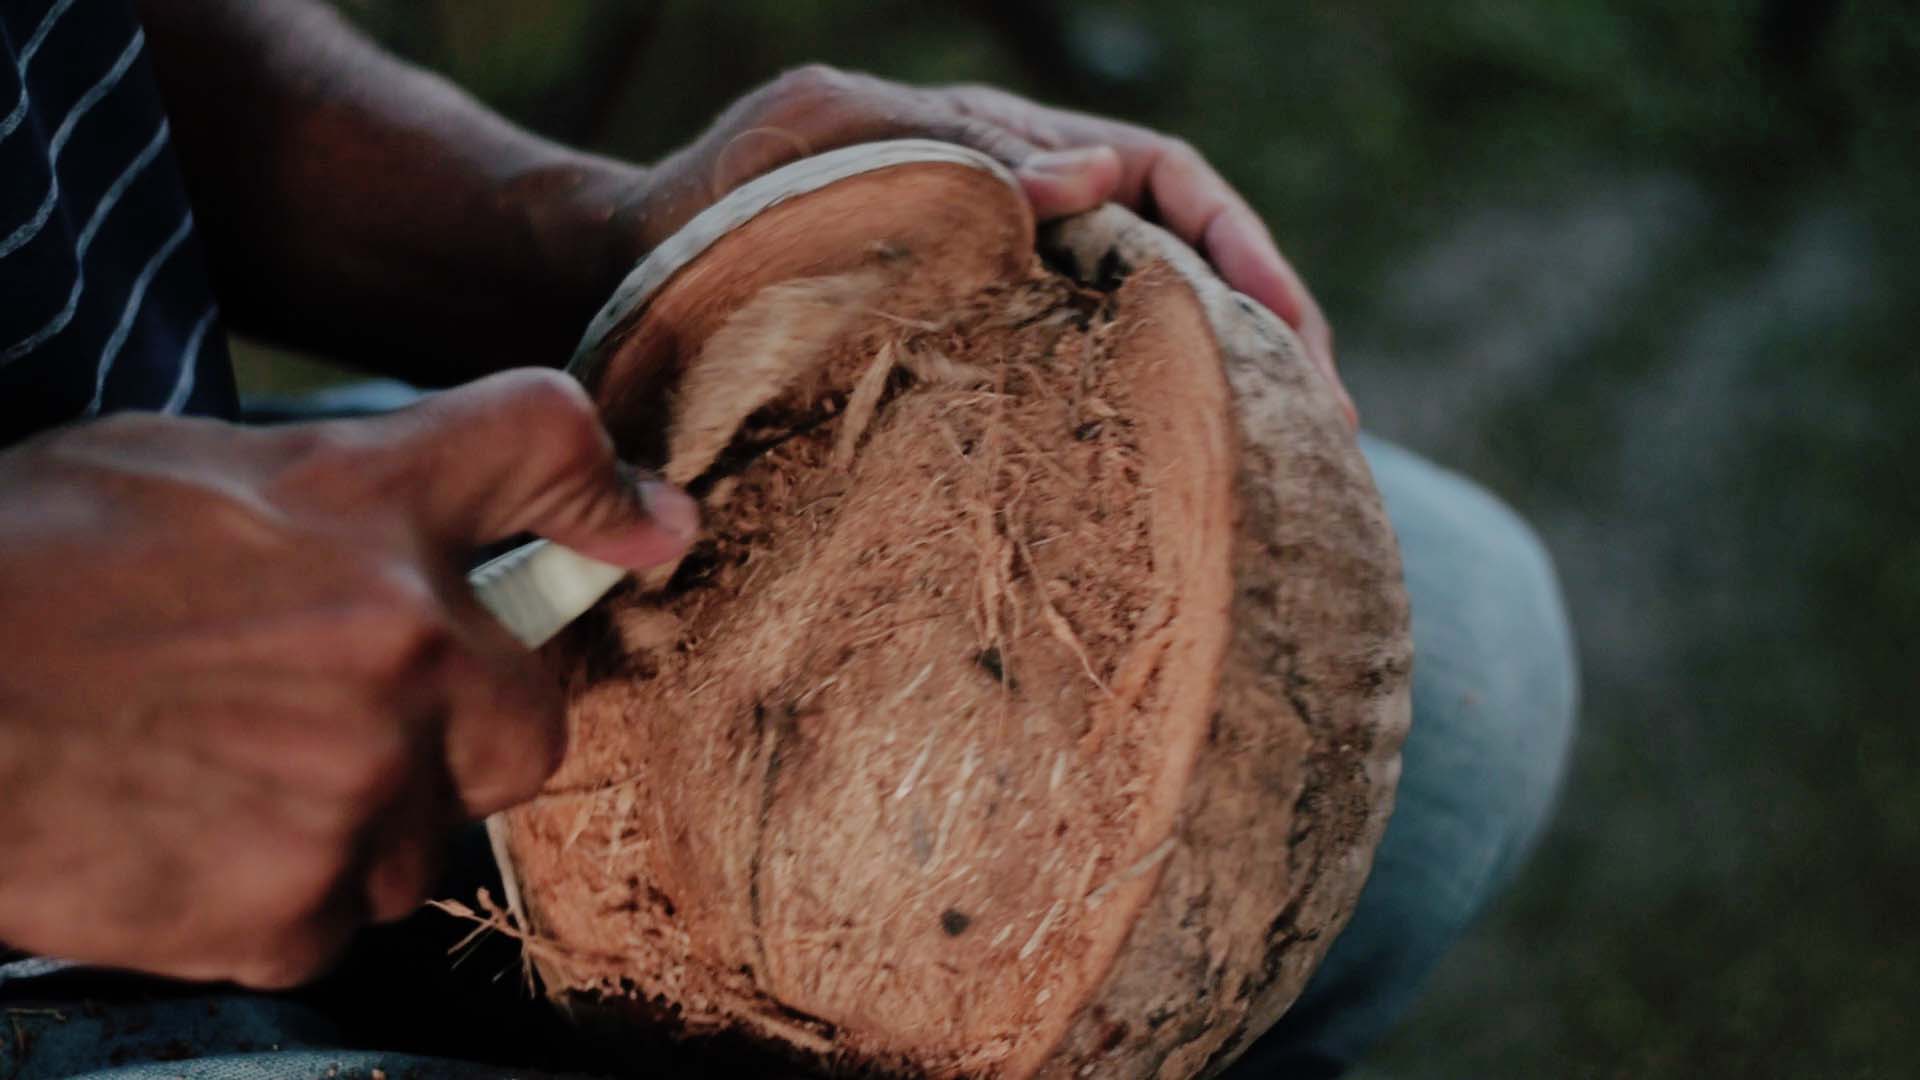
[466,539,628,649]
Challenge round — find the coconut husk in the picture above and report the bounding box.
[486,140,1411,1080]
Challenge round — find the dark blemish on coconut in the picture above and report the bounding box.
[974,646,1017,690]
[1074,420,1104,441]
[1064,289,1104,331]
[662,543,724,596]
[940,909,972,936]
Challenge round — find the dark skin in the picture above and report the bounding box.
[0,371,699,988]
[0,0,1347,988]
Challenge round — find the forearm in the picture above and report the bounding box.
[136,0,646,384]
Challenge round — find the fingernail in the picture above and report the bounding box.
[1020,146,1110,178]
[638,479,701,544]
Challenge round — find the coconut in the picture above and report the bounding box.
[486,140,1412,1079]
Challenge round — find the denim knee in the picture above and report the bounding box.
[1368,435,1579,893]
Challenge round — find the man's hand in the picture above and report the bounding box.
[626,65,1352,424]
[0,371,696,988]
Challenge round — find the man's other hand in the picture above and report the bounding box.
[0,370,696,989]
[623,65,1351,425]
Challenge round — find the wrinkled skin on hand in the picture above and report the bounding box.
[619,65,1351,424]
[0,370,695,988]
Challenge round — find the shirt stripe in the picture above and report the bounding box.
[0,0,82,141]
[87,208,196,413]
[162,304,218,413]
[1,0,238,442]
[0,30,143,257]
[0,77,25,143]
[18,0,80,68]
[1,117,170,364]
[0,175,56,258]
[49,27,143,156]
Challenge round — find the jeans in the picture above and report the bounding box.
[0,402,1578,1078]
[1224,437,1578,1078]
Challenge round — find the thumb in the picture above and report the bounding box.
[386,369,699,569]
[1015,145,1124,219]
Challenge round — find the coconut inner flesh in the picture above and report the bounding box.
[505,252,1235,1077]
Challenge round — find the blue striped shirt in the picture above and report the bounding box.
[1,0,236,447]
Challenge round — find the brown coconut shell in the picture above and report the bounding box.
[487,140,1412,1079]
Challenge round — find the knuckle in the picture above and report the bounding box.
[451,694,566,816]
[508,371,602,442]
[773,63,848,103]
[506,367,597,424]
[952,119,1023,161]
[510,375,613,477]
[937,83,997,119]
[941,84,1029,131]
[1159,136,1203,171]
[366,843,436,923]
[367,880,430,927]
[760,64,879,132]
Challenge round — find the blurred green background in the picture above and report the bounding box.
[281,2,1918,1076]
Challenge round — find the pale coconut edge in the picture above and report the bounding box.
[568,139,1024,385]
